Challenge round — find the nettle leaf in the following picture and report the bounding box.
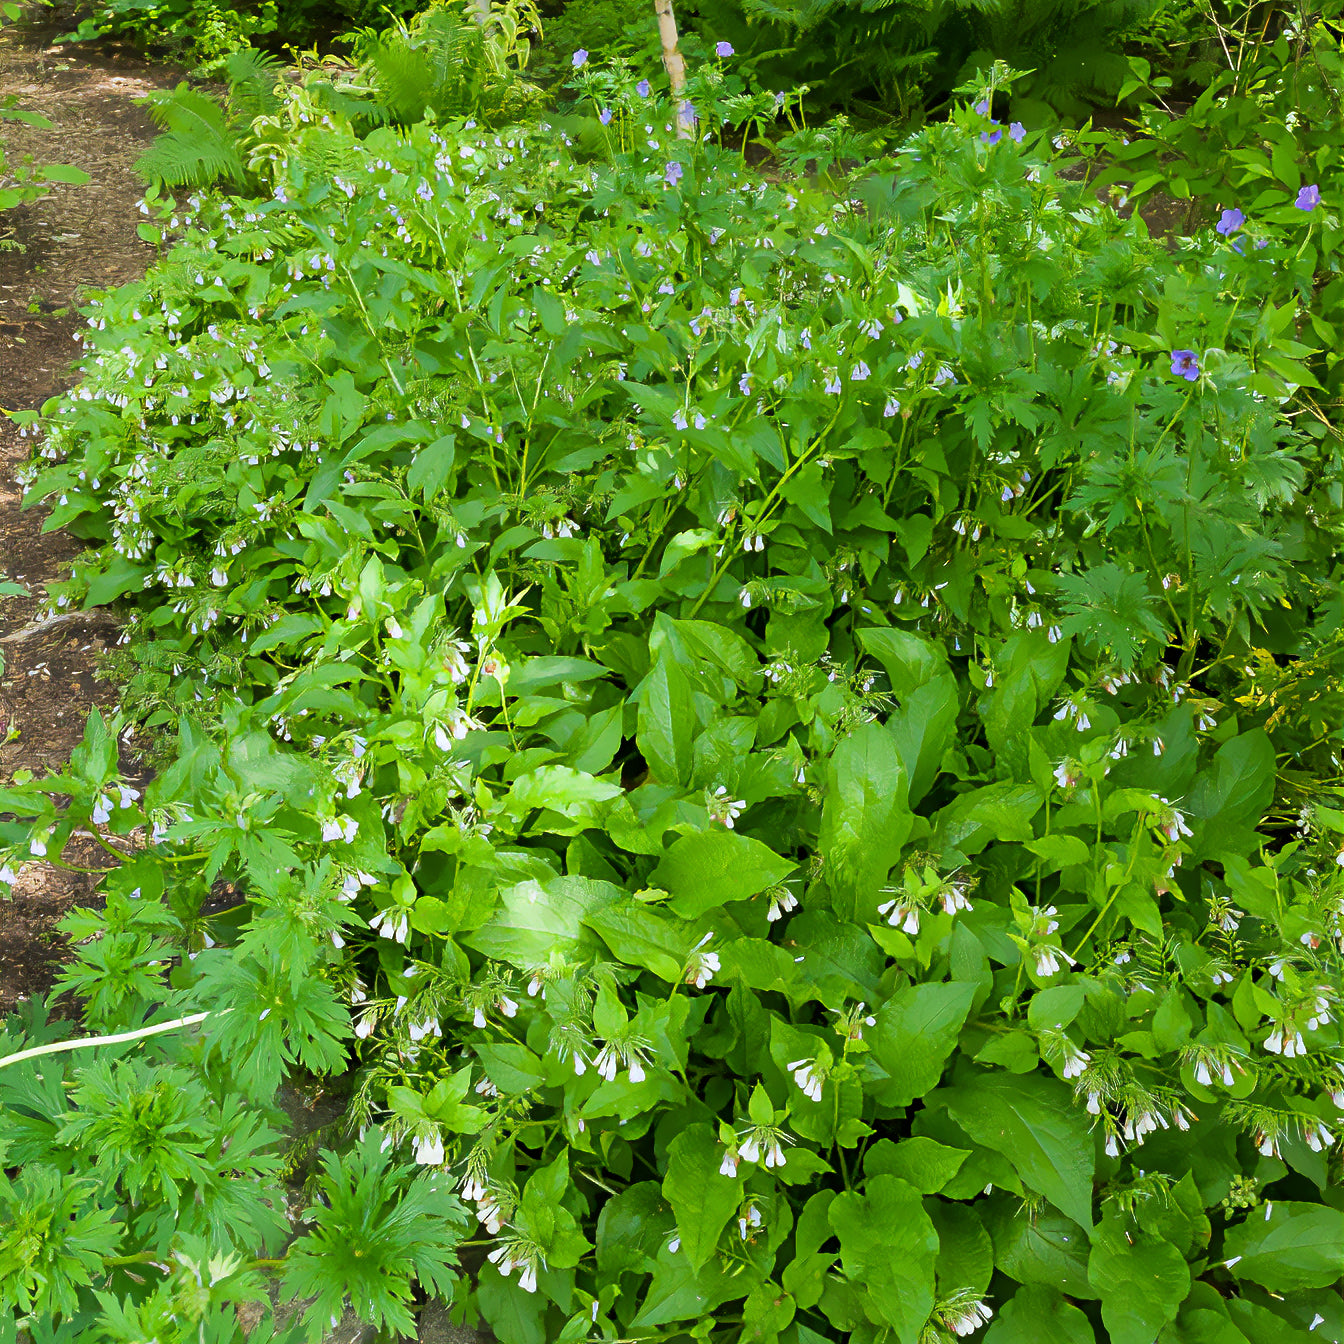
[1221,1201,1344,1292]
[1086,1220,1190,1344]
[661,1123,741,1271]
[650,830,795,920]
[942,1070,1095,1229]
[829,1175,938,1342]
[870,981,978,1107]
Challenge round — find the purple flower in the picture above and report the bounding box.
[1170,349,1200,381]
[1009,121,1026,143]
[974,98,990,115]
[572,49,588,68]
[665,161,683,186]
[1215,207,1244,236]
[679,101,697,127]
[599,107,613,125]
[981,123,1002,145]
[1296,183,1321,211]
[636,78,650,97]
[716,41,734,57]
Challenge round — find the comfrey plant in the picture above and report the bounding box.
[3,58,1343,1344]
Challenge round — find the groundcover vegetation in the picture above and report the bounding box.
[2,55,1344,1344]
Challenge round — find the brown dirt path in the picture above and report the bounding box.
[0,6,178,1012]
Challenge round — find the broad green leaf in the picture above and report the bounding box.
[829,1175,938,1343]
[1187,730,1275,860]
[819,719,911,918]
[985,1201,1096,1297]
[595,1181,666,1276]
[473,1042,546,1095]
[888,673,959,806]
[465,875,617,965]
[870,981,977,1106]
[637,653,695,787]
[858,626,948,697]
[406,434,456,500]
[1221,1201,1344,1291]
[934,782,1042,857]
[1087,1223,1190,1344]
[583,900,688,982]
[927,1198,993,1293]
[661,1123,740,1271]
[943,1070,1095,1228]
[863,1137,968,1194]
[650,830,794,920]
[984,1284,1097,1344]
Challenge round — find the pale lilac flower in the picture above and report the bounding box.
[1216,207,1244,236]
[599,108,613,125]
[572,49,588,68]
[716,41,734,57]
[1009,121,1026,142]
[636,78,651,97]
[665,161,684,186]
[1296,184,1320,211]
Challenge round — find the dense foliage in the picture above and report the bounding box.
[3,42,1344,1344]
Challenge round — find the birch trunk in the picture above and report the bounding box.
[653,0,692,138]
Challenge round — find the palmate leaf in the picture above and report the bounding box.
[283,1130,468,1342]
[0,1164,121,1319]
[1054,562,1167,668]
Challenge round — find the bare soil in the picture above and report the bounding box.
[0,6,179,1013]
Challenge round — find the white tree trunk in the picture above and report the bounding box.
[654,0,691,138]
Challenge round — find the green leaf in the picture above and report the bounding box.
[1087,1223,1190,1344]
[37,163,92,185]
[583,899,688,981]
[829,1175,938,1343]
[466,875,617,965]
[406,434,456,500]
[637,653,695,787]
[870,981,978,1106]
[863,1137,969,1194]
[888,674,959,806]
[985,1201,1095,1298]
[473,1042,546,1095]
[1027,985,1086,1031]
[819,719,911,918]
[943,1071,1095,1228]
[650,831,794,920]
[661,1122,739,1271]
[934,782,1042,857]
[985,1284,1097,1344]
[1221,1201,1344,1292]
[1187,730,1276,859]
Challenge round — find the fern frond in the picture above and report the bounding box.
[224,48,287,121]
[135,84,242,188]
[134,131,243,188]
